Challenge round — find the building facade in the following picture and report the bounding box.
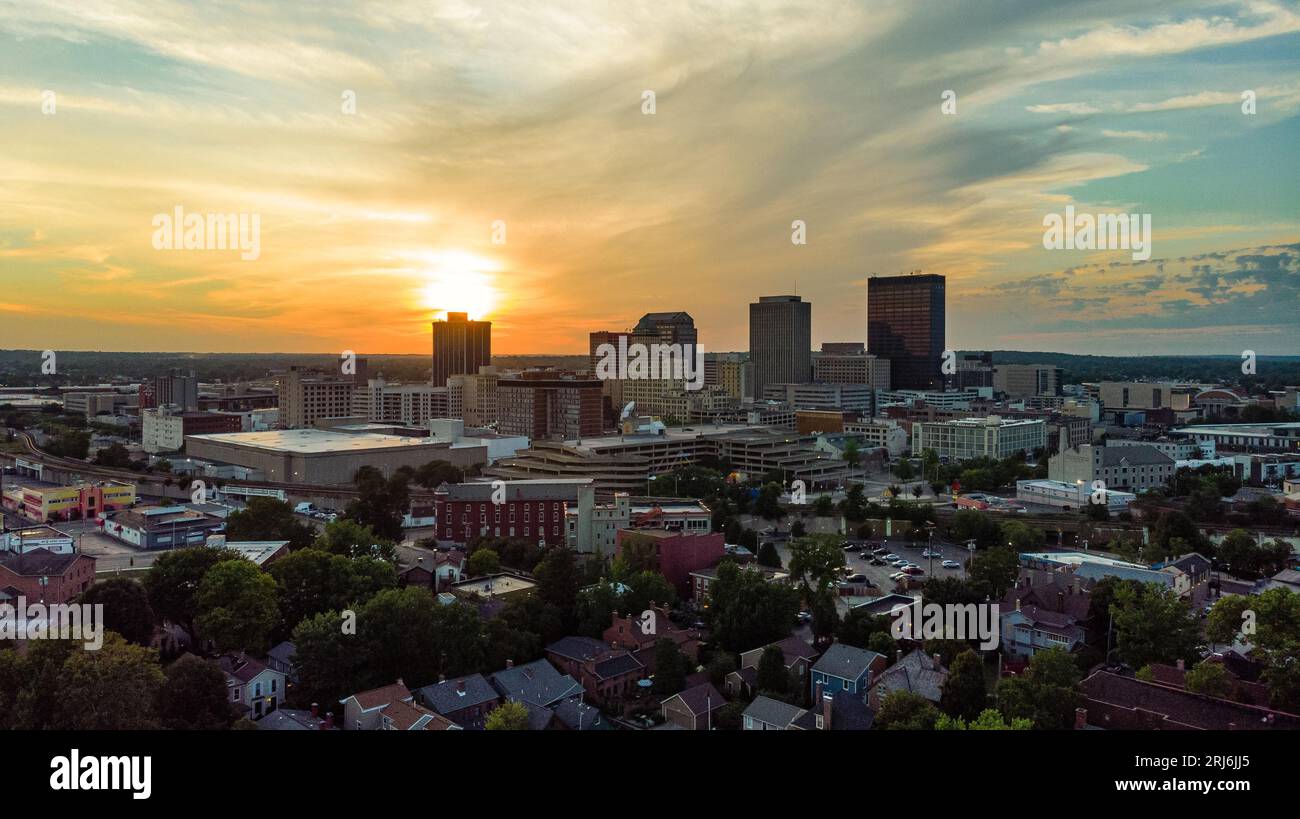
[431,312,492,389]
[497,375,602,441]
[910,416,1046,461]
[867,273,945,390]
[749,295,811,401]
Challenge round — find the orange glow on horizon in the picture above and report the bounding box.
[416,249,503,322]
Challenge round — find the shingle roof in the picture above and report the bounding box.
[594,652,644,680]
[1098,446,1173,467]
[812,643,883,682]
[267,641,297,666]
[743,695,805,729]
[0,547,84,576]
[417,674,499,714]
[346,681,412,711]
[546,635,610,663]
[552,699,611,731]
[793,689,875,731]
[220,654,270,684]
[666,682,724,716]
[489,659,583,708]
[1081,670,1300,730]
[873,649,948,703]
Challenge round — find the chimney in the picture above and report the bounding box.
[822,690,834,731]
[396,677,404,688]
[457,679,466,694]
[439,673,446,683]
[1074,707,1088,730]
[1058,591,1065,610]
[506,659,514,669]
[1015,597,1021,612]
[322,713,333,730]
[895,649,902,663]
[1176,659,1185,671]
[311,702,319,717]
[933,653,942,669]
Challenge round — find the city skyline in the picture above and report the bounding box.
[3,1,1299,357]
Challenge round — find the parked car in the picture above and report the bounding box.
[869,557,886,566]
[942,560,961,569]
[842,543,860,551]
[921,550,942,558]
[901,566,925,576]
[890,572,907,582]
[846,574,868,584]
[871,547,887,556]
[885,554,901,561]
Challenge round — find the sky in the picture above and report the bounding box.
[1,0,1298,357]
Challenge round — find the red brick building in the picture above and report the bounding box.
[497,373,602,441]
[615,528,725,597]
[545,636,645,710]
[433,480,586,547]
[0,548,97,604]
[604,606,700,673]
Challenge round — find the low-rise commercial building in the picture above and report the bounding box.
[1016,479,1135,512]
[434,479,589,547]
[142,407,243,453]
[185,428,485,486]
[1048,439,1174,493]
[911,416,1046,461]
[1,481,136,522]
[101,505,226,550]
[0,548,96,605]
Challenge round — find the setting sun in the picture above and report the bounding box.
[417,250,502,321]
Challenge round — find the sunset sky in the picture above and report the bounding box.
[1,0,1298,356]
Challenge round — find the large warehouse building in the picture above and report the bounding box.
[185,429,487,486]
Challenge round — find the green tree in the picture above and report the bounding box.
[875,690,940,730]
[1206,589,1300,712]
[143,546,244,638]
[76,578,155,646]
[344,465,411,542]
[949,509,1002,550]
[315,517,395,561]
[1110,582,1200,670]
[715,700,746,730]
[756,541,782,568]
[835,609,896,654]
[996,648,1081,730]
[485,700,532,730]
[195,559,280,654]
[268,549,396,638]
[652,638,688,696]
[893,459,916,481]
[413,459,464,488]
[754,482,784,519]
[969,546,1018,599]
[93,441,133,467]
[159,653,233,729]
[53,634,164,730]
[813,494,836,516]
[936,709,1031,730]
[534,547,580,617]
[706,652,737,687]
[940,649,988,721]
[291,610,369,709]
[225,497,316,550]
[707,561,800,654]
[468,548,501,577]
[1184,660,1231,698]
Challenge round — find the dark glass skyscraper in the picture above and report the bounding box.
[432,312,492,387]
[867,273,945,390]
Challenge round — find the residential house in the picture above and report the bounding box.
[661,682,725,730]
[552,698,612,731]
[415,673,501,729]
[488,658,584,710]
[791,687,875,730]
[266,640,298,684]
[724,666,759,700]
[1000,602,1087,659]
[340,680,417,731]
[221,654,286,721]
[739,635,821,691]
[742,695,807,730]
[869,649,948,711]
[809,642,887,700]
[257,705,335,731]
[545,636,646,710]
[380,698,460,731]
[603,605,700,672]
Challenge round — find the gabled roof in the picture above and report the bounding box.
[793,689,875,731]
[1081,670,1300,730]
[1097,445,1173,467]
[812,642,884,682]
[664,682,724,716]
[267,641,297,666]
[220,654,273,684]
[594,653,644,680]
[0,547,86,577]
[489,659,583,708]
[381,698,459,730]
[417,674,499,714]
[344,681,412,711]
[743,695,805,729]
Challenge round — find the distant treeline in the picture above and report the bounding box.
[985,351,1300,392]
[0,350,589,386]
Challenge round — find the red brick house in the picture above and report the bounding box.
[545,636,645,710]
[603,605,700,672]
[0,548,96,604]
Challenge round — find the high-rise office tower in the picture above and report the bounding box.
[749,295,811,400]
[145,369,199,411]
[589,312,698,422]
[432,312,491,388]
[867,273,945,390]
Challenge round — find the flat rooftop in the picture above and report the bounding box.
[187,428,443,453]
[1020,551,1149,569]
[451,573,537,597]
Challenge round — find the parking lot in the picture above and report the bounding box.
[766,531,972,616]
